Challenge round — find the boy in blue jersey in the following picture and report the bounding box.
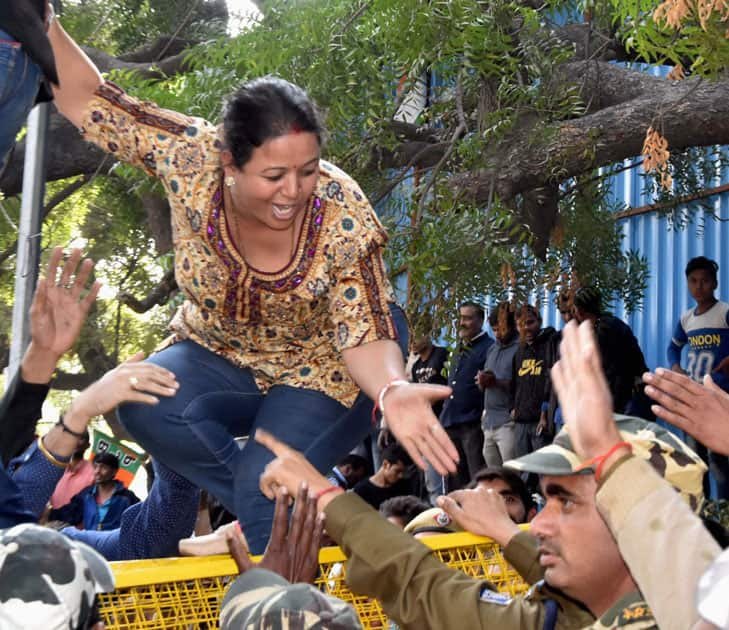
[668,256,729,499]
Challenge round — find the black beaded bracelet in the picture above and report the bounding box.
[56,415,86,439]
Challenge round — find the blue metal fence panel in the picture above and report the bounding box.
[536,61,729,372]
[537,169,729,373]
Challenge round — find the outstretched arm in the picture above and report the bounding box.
[47,14,103,128]
[343,340,457,475]
[643,368,729,456]
[0,247,100,463]
[11,352,178,517]
[255,430,561,630]
[44,351,179,460]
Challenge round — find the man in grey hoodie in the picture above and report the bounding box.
[477,303,520,468]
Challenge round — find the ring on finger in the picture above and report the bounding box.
[129,376,139,388]
[429,423,440,435]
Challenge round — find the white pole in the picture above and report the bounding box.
[7,103,49,383]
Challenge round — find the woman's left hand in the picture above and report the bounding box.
[381,383,458,475]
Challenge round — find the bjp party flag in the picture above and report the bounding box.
[91,429,143,488]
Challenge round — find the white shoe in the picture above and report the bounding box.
[178,520,249,556]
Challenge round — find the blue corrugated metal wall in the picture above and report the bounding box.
[538,171,729,372]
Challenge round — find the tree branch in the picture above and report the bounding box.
[0,174,94,266]
[0,113,111,197]
[118,36,196,62]
[51,370,96,391]
[118,269,178,313]
[380,61,729,210]
[416,71,467,222]
[85,46,193,80]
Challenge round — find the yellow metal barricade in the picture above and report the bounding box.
[100,531,529,629]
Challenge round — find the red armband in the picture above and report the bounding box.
[314,485,343,501]
[576,441,632,482]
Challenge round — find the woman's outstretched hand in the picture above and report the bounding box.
[379,383,459,475]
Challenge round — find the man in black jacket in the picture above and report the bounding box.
[573,287,648,415]
[411,332,448,416]
[510,305,556,459]
[0,0,59,175]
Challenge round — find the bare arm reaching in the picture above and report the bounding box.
[47,14,103,128]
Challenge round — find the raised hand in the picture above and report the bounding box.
[227,484,324,584]
[550,320,621,460]
[643,368,729,456]
[22,247,101,383]
[30,246,101,357]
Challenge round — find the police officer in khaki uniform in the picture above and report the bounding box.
[255,410,705,630]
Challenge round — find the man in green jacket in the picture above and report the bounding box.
[254,399,704,630]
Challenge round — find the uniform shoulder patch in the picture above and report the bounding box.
[480,587,512,606]
[618,602,653,626]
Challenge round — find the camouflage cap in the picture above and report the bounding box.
[403,507,464,536]
[504,415,706,512]
[0,523,115,630]
[220,568,362,630]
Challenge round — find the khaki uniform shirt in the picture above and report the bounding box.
[597,456,721,630]
[325,493,657,629]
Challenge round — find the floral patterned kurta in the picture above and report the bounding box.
[81,82,398,406]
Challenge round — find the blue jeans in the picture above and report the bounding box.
[424,463,446,505]
[0,30,42,175]
[119,304,408,553]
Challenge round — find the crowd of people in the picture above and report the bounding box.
[1,2,729,629]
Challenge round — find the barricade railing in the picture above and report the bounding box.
[100,530,529,629]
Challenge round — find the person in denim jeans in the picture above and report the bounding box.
[0,35,41,175]
[46,18,459,553]
[0,0,58,177]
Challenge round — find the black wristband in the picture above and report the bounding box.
[56,415,86,439]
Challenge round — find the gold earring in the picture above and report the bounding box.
[225,175,235,188]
